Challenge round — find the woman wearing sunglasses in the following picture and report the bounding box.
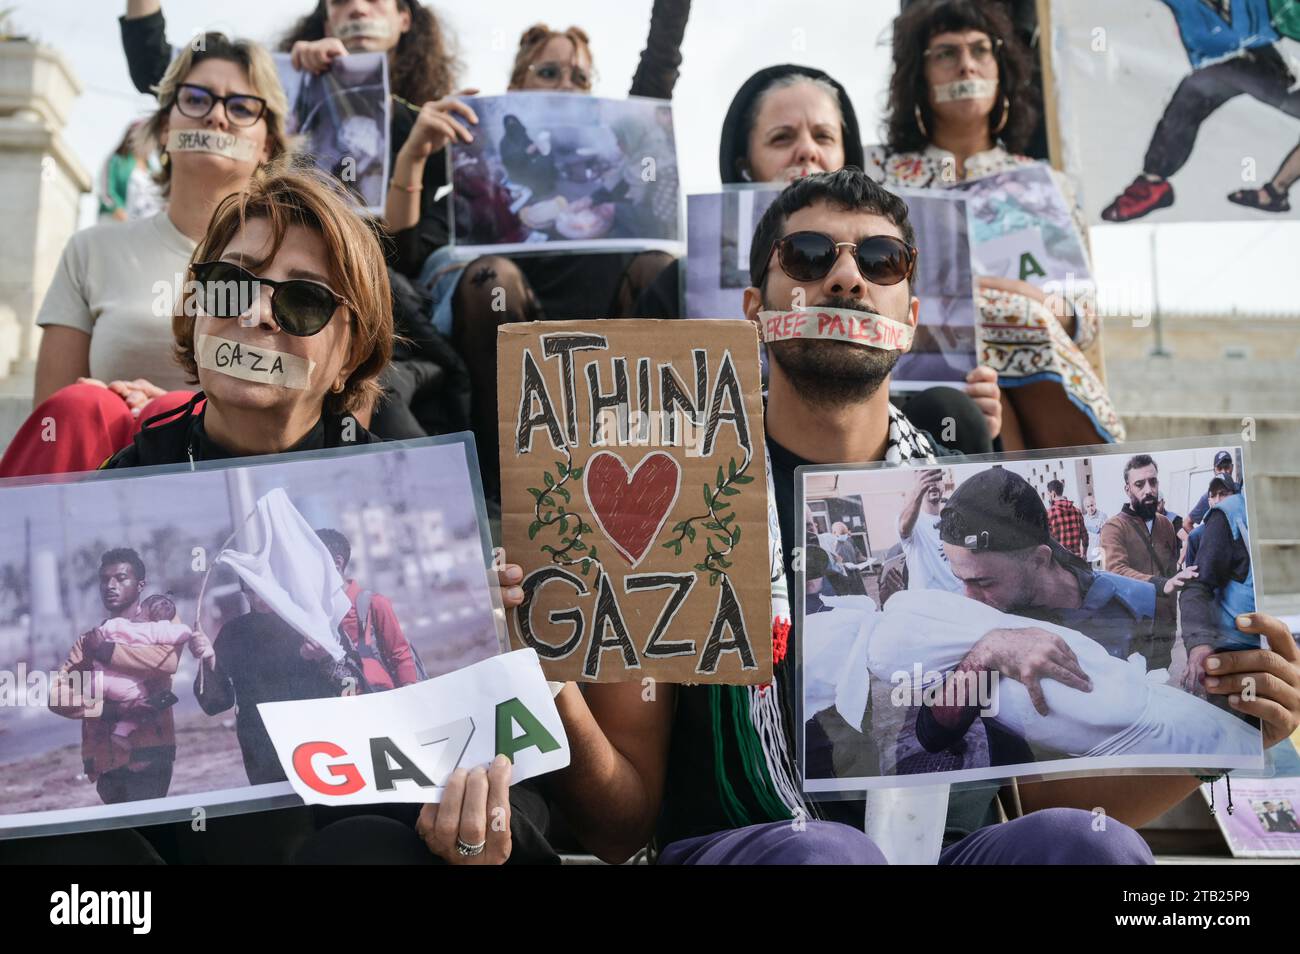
[0,33,292,480]
[864,0,1121,451]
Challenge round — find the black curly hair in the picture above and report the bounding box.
[884,0,1039,155]
[279,1,459,105]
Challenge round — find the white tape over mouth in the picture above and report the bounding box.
[196,334,316,390]
[758,307,915,352]
[335,19,392,40]
[933,78,998,102]
[167,129,259,162]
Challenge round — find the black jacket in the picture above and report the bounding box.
[103,393,381,469]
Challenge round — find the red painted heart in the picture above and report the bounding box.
[583,450,682,567]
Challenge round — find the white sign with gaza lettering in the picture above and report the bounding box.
[258,648,570,806]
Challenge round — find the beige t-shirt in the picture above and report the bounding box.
[36,211,197,392]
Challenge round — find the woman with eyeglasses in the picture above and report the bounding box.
[865,0,1123,451]
[632,62,1003,454]
[0,33,293,479]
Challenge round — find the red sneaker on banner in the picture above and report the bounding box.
[1101,176,1174,222]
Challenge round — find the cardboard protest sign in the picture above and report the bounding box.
[0,436,503,839]
[497,320,773,684]
[273,51,391,214]
[796,441,1265,794]
[683,185,977,388]
[450,93,682,254]
[259,649,569,806]
[949,164,1093,294]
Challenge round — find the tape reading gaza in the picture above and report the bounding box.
[335,19,392,39]
[934,78,998,103]
[167,129,258,162]
[758,307,915,352]
[196,334,316,390]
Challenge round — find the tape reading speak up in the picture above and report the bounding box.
[335,19,392,40]
[196,334,316,390]
[933,78,998,103]
[167,129,258,162]
[757,307,915,352]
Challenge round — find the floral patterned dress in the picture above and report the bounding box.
[865,144,1124,443]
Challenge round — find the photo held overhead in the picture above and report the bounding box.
[497,320,773,684]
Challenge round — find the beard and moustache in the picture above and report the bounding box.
[763,295,903,408]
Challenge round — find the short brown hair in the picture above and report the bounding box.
[508,23,593,89]
[173,168,393,416]
[142,32,294,195]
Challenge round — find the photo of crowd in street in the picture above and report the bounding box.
[449,92,681,252]
[0,439,503,836]
[798,443,1264,793]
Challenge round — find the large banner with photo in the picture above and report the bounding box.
[1049,0,1300,224]
[273,52,391,214]
[0,437,509,838]
[795,440,1265,793]
[684,186,978,389]
[450,93,682,254]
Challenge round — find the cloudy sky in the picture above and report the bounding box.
[12,0,1300,318]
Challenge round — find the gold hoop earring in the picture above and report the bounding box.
[993,96,1010,135]
[914,104,929,140]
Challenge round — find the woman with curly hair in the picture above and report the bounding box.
[866,0,1123,450]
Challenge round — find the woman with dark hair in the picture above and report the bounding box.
[633,63,1003,454]
[866,0,1122,451]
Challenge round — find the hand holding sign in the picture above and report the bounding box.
[416,755,512,864]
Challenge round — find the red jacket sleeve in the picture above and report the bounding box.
[371,594,420,686]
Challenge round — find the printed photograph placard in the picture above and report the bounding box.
[273,51,392,214]
[683,185,978,389]
[796,441,1265,793]
[497,319,773,684]
[1203,731,1300,858]
[0,437,503,838]
[450,93,682,254]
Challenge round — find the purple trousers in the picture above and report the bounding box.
[658,808,1154,865]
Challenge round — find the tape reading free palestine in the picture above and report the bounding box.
[196,334,316,390]
[758,307,915,352]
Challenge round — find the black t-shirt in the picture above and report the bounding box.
[658,430,1001,850]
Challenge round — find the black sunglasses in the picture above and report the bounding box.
[760,231,917,287]
[172,83,268,127]
[190,261,349,337]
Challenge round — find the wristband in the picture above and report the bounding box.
[389,179,423,193]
